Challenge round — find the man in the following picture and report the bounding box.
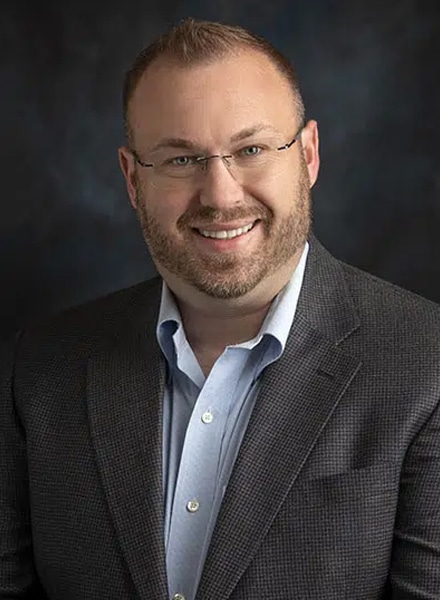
[1,17,440,600]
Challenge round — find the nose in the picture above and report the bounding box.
[198,156,245,209]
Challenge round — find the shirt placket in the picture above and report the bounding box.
[165,351,244,600]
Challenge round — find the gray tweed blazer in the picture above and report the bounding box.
[2,236,440,599]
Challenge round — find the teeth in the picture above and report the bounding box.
[198,222,255,239]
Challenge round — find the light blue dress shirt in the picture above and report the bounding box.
[156,243,309,600]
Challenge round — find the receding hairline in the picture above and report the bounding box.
[122,19,306,143]
[128,46,301,106]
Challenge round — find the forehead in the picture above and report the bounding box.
[128,49,298,145]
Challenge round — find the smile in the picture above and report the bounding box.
[197,222,255,240]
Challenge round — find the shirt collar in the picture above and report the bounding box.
[156,242,309,366]
[240,241,309,351]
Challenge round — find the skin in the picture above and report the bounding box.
[119,49,320,375]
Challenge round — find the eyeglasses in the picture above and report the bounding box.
[129,125,304,186]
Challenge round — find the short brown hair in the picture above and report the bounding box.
[123,18,305,141]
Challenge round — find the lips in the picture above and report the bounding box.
[197,222,255,239]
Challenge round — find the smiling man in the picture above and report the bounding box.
[2,18,440,600]
[118,37,317,375]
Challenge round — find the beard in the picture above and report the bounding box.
[134,157,311,299]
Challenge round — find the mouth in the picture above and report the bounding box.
[194,220,259,240]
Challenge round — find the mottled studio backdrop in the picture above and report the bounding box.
[1,0,439,336]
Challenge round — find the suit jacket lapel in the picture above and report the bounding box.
[196,237,362,600]
[87,278,169,600]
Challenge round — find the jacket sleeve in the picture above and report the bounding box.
[389,394,440,598]
[0,336,47,599]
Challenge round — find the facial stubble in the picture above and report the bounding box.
[134,159,311,299]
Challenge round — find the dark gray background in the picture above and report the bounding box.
[1,0,439,337]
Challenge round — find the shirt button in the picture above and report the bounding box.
[186,499,200,513]
[201,411,213,424]
[173,594,186,600]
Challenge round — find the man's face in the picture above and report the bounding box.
[119,50,320,299]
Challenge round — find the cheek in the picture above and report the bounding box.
[145,191,190,231]
[246,174,297,217]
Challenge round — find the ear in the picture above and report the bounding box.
[300,119,320,188]
[118,146,138,209]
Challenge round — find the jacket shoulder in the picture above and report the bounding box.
[16,276,162,358]
[340,260,440,338]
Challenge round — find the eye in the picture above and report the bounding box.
[170,156,193,166]
[240,145,262,157]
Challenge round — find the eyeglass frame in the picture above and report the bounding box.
[129,124,305,174]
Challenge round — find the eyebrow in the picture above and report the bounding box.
[230,124,280,143]
[149,124,280,153]
[150,138,199,152]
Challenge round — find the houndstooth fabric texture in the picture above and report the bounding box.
[2,235,440,600]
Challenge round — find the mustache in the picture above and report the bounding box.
[178,205,271,229]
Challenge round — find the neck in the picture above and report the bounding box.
[178,298,272,353]
[158,250,303,357]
